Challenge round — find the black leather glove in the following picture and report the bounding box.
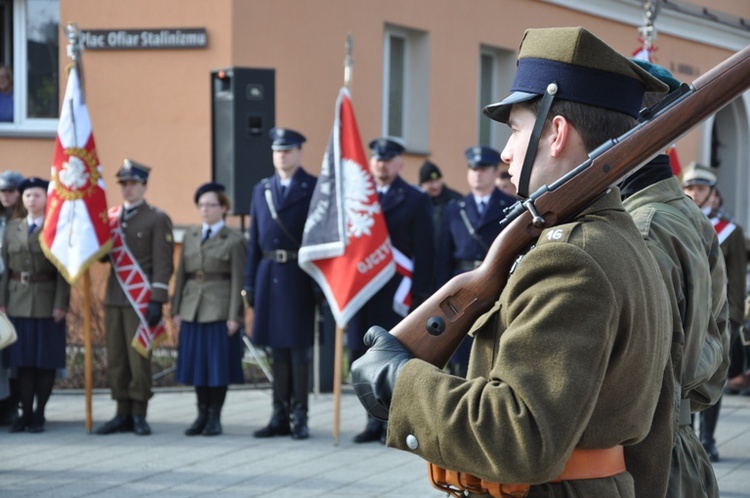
[242,288,254,308]
[351,326,413,422]
[145,301,163,327]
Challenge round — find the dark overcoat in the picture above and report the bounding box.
[244,167,317,349]
[346,175,433,354]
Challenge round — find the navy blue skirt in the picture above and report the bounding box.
[2,317,66,369]
[175,321,244,387]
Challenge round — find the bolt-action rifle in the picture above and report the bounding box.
[392,45,750,368]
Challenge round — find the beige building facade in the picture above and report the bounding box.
[1,0,750,227]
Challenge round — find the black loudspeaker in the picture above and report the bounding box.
[211,67,275,215]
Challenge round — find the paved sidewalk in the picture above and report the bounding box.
[1,386,749,497]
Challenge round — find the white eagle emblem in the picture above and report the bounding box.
[58,155,90,191]
[342,158,380,238]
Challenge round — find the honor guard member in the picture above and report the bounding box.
[682,162,746,463]
[351,27,673,498]
[0,170,25,425]
[244,127,317,440]
[349,137,434,444]
[1,177,70,433]
[96,160,174,436]
[436,146,514,377]
[620,61,729,498]
[419,159,462,251]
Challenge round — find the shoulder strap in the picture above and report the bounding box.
[264,183,300,248]
[458,202,490,252]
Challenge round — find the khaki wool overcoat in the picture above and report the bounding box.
[388,189,672,497]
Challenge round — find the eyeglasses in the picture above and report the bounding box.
[197,202,220,209]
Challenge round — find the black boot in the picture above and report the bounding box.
[254,402,291,437]
[254,359,292,438]
[185,405,208,435]
[353,415,384,443]
[203,405,222,436]
[185,387,209,436]
[290,362,310,440]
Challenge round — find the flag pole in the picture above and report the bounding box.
[332,34,354,445]
[64,22,93,433]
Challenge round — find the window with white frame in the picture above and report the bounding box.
[383,25,429,153]
[478,45,516,149]
[0,0,59,137]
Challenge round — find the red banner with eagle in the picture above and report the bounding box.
[41,66,112,284]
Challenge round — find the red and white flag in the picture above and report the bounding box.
[298,87,395,328]
[41,66,112,284]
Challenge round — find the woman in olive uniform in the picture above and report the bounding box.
[173,182,246,436]
[0,177,70,433]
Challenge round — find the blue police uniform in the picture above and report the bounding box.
[244,127,317,440]
[349,138,434,443]
[436,147,514,376]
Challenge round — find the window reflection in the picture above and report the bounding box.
[26,0,58,119]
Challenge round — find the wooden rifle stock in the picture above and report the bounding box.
[391,44,750,368]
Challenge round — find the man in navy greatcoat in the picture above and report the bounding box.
[243,127,317,440]
[436,146,515,377]
[348,137,434,443]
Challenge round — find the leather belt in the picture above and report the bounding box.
[10,271,56,284]
[428,445,625,498]
[455,259,483,272]
[186,271,231,282]
[262,250,298,263]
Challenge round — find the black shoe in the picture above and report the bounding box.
[133,415,151,436]
[9,418,29,433]
[95,415,134,435]
[27,413,45,433]
[0,399,18,426]
[353,427,382,443]
[703,442,720,463]
[185,407,208,436]
[253,421,291,438]
[202,407,222,436]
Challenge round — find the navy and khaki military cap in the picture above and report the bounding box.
[19,176,49,194]
[483,27,670,123]
[194,181,226,204]
[369,138,405,161]
[116,159,151,184]
[419,160,442,184]
[682,161,717,187]
[465,146,501,168]
[0,170,24,191]
[270,128,306,151]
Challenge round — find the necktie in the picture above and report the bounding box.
[280,185,287,197]
[378,190,384,202]
[28,223,37,235]
[202,228,212,243]
[477,200,486,215]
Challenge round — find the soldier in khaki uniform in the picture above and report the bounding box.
[351,27,672,497]
[682,162,747,463]
[95,160,174,436]
[1,177,70,433]
[172,182,246,436]
[619,61,729,498]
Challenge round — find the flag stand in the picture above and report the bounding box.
[83,270,93,432]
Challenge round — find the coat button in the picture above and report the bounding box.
[406,434,419,450]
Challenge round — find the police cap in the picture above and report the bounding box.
[270,128,306,151]
[369,138,405,161]
[465,146,501,168]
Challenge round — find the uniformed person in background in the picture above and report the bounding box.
[1,177,70,433]
[348,138,434,444]
[244,128,317,440]
[418,159,461,251]
[619,61,729,498]
[173,182,246,437]
[682,162,747,463]
[351,27,672,497]
[436,146,514,377]
[495,159,517,197]
[0,170,25,426]
[95,160,174,436]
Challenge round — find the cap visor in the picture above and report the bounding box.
[483,91,540,123]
